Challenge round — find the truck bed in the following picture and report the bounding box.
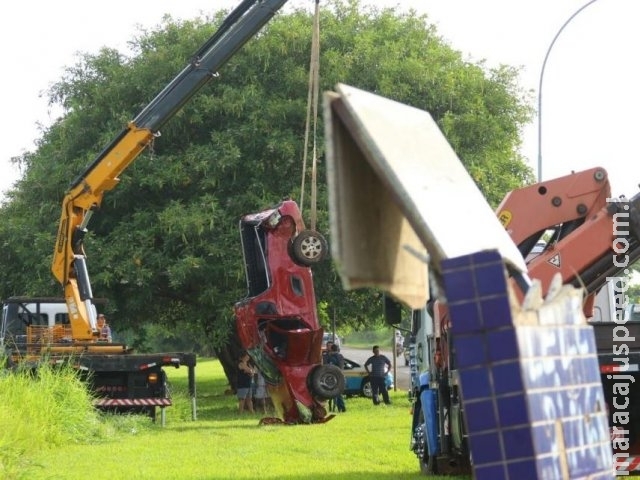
[72,351,196,371]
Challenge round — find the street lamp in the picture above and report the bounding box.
[537,0,601,183]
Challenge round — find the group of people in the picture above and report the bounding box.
[236,351,272,415]
[236,340,393,415]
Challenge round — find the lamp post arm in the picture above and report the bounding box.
[537,0,601,182]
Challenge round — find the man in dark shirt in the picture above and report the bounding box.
[322,340,334,365]
[364,345,392,405]
[327,343,346,412]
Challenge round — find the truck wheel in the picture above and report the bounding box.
[361,378,373,398]
[417,410,438,475]
[420,453,438,475]
[291,230,328,266]
[310,364,344,400]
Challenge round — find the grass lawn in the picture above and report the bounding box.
[20,358,469,480]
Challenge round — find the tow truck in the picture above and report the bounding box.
[323,82,620,476]
[1,0,299,421]
[401,167,640,475]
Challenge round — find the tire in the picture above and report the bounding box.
[291,230,328,266]
[309,365,345,400]
[420,452,438,475]
[361,378,372,398]
[417,409,438,475]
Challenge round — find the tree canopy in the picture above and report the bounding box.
[0,0,534,365]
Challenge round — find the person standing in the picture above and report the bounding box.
[395,330,405,357]
[364,345,392,405]
[322,340,334,365]
[237,351,255,414]
[97,314,112,343]
[327,343,346,412]
[253,370,271,415]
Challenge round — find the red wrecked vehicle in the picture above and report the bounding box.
[235,199,344,424]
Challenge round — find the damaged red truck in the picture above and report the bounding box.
[234,199,344,424]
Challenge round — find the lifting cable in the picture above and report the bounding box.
[299,0,321,232]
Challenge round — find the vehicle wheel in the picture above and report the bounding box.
[309,365,344,400]
[417,409,438,475]
[291,230,328,266]
[361,378,373,398]
[419,452,438,475]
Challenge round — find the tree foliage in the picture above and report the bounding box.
[0,0,534,382]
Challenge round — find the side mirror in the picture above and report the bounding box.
[383,295,403,326]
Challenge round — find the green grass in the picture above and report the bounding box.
[0,359,121,478]
[3,357,469,480]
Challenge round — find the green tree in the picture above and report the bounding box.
[0,0,534,386]
[626,283,640,305]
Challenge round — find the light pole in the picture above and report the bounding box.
[537,0,601,183]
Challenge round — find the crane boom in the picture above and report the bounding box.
[51,0,290,340]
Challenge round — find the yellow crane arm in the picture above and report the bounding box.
[49,0,291,342]
[51,124,153,340]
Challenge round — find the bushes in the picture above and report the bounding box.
[344,328,398,349]
[0,359,105,478]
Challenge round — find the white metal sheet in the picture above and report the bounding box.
[324,84,527,306]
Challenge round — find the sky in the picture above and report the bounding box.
[1,0,638,200]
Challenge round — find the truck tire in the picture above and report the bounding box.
[417,409,438,475]
[309,364,344,400]
[291,230,328,266]
[420,453,438,475]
